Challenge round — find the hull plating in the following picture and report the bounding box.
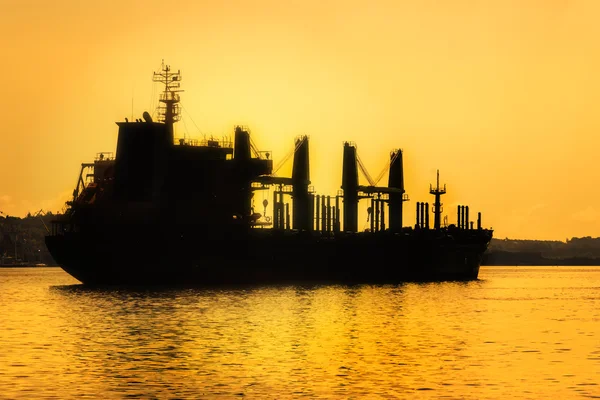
[46,230,489,285]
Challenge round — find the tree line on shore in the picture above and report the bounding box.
[0,212,56,264]
[488,237,600,259]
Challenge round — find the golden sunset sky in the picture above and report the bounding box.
[1,0,599,240]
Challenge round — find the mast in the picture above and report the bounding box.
[429,170,446,230]
[153,60,183,143]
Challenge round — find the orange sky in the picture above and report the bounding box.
[1,0,599,240]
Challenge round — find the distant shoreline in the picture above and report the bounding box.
[482,251,600,266]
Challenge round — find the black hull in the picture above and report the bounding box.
[46,229,491,286]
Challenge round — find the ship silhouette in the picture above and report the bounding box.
[45,61,493,285]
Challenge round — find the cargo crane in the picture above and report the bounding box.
[252,135,311,231]
[341,142,409,233]
[252,138,415,235]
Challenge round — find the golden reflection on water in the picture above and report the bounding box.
[0,267,599,399]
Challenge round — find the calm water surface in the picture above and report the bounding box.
[0,266,598,399]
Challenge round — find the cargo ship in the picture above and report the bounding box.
[45,62,493,285]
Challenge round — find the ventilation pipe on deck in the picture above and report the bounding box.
[308,194,315,232]
[279,191,284,230]
[273,191,279,229]
[326,196,332,233]
[321,196,326,233]
[381,200,386,231]
[315,195,320,231]
[370,198,375,232]
[375,199,380,232]
[335,196,341,233]
[331,206,335,232]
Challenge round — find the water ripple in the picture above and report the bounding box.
[0,266,598,398]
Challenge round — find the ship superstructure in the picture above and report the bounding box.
[46,62,493,285]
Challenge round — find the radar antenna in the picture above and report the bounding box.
[153,60,183,137]
[429,170,447,230]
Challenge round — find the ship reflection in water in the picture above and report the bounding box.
[1,267,598,398]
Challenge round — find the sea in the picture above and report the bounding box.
[0,266,598,399]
